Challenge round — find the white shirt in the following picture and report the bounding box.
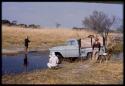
[48,52,59,67]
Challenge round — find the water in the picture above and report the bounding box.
[2,51,123,75]
[112,52,123,60]
[2,51,49,75]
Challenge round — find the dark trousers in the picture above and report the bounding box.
[25,46,28,54]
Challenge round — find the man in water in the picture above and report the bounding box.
[47,52,59,69]
[24,36,30,54]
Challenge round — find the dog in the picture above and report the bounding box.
[96,51,112,63]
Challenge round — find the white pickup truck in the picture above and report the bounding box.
[49,38,105,62]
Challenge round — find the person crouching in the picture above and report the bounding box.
[47,52,59,69]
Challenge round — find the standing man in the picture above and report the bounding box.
[92,35,101,60]
[24,36,30,54]
[77,38,81,57]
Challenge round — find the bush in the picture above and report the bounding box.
[107,42,123,54]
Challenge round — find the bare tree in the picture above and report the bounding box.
[36,25,41,28]
[116,18,123,33]
[117,25,123,33]
[56,23,61,28]
[83,11,116,51]
[18,24,28,28]
[12,20,17,25]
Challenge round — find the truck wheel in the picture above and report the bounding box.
[87,52,92,60]
[69,58,77,62]
[73,57,77,61]
[56,54,63,64]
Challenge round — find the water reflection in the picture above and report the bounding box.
[23,54,28,72]
[113,52,123,60]
[2,52,49,75]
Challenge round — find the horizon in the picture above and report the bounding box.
[2,2,123,29]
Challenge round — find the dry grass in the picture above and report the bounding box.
[2,59,123,84]
[2,25,121,50]
[2,25,96,49]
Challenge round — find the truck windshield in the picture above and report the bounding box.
[66,40,77,46]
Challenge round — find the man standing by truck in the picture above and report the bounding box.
[78,38,81,57]
[92,36,101,60]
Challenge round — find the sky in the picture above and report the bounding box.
[2,2,123,28]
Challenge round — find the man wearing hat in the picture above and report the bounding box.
[92,35,101,60]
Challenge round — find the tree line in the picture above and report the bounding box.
[2,19,41,29]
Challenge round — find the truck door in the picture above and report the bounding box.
[65,40,79,57]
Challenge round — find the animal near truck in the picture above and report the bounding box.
[49,38,105,62]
